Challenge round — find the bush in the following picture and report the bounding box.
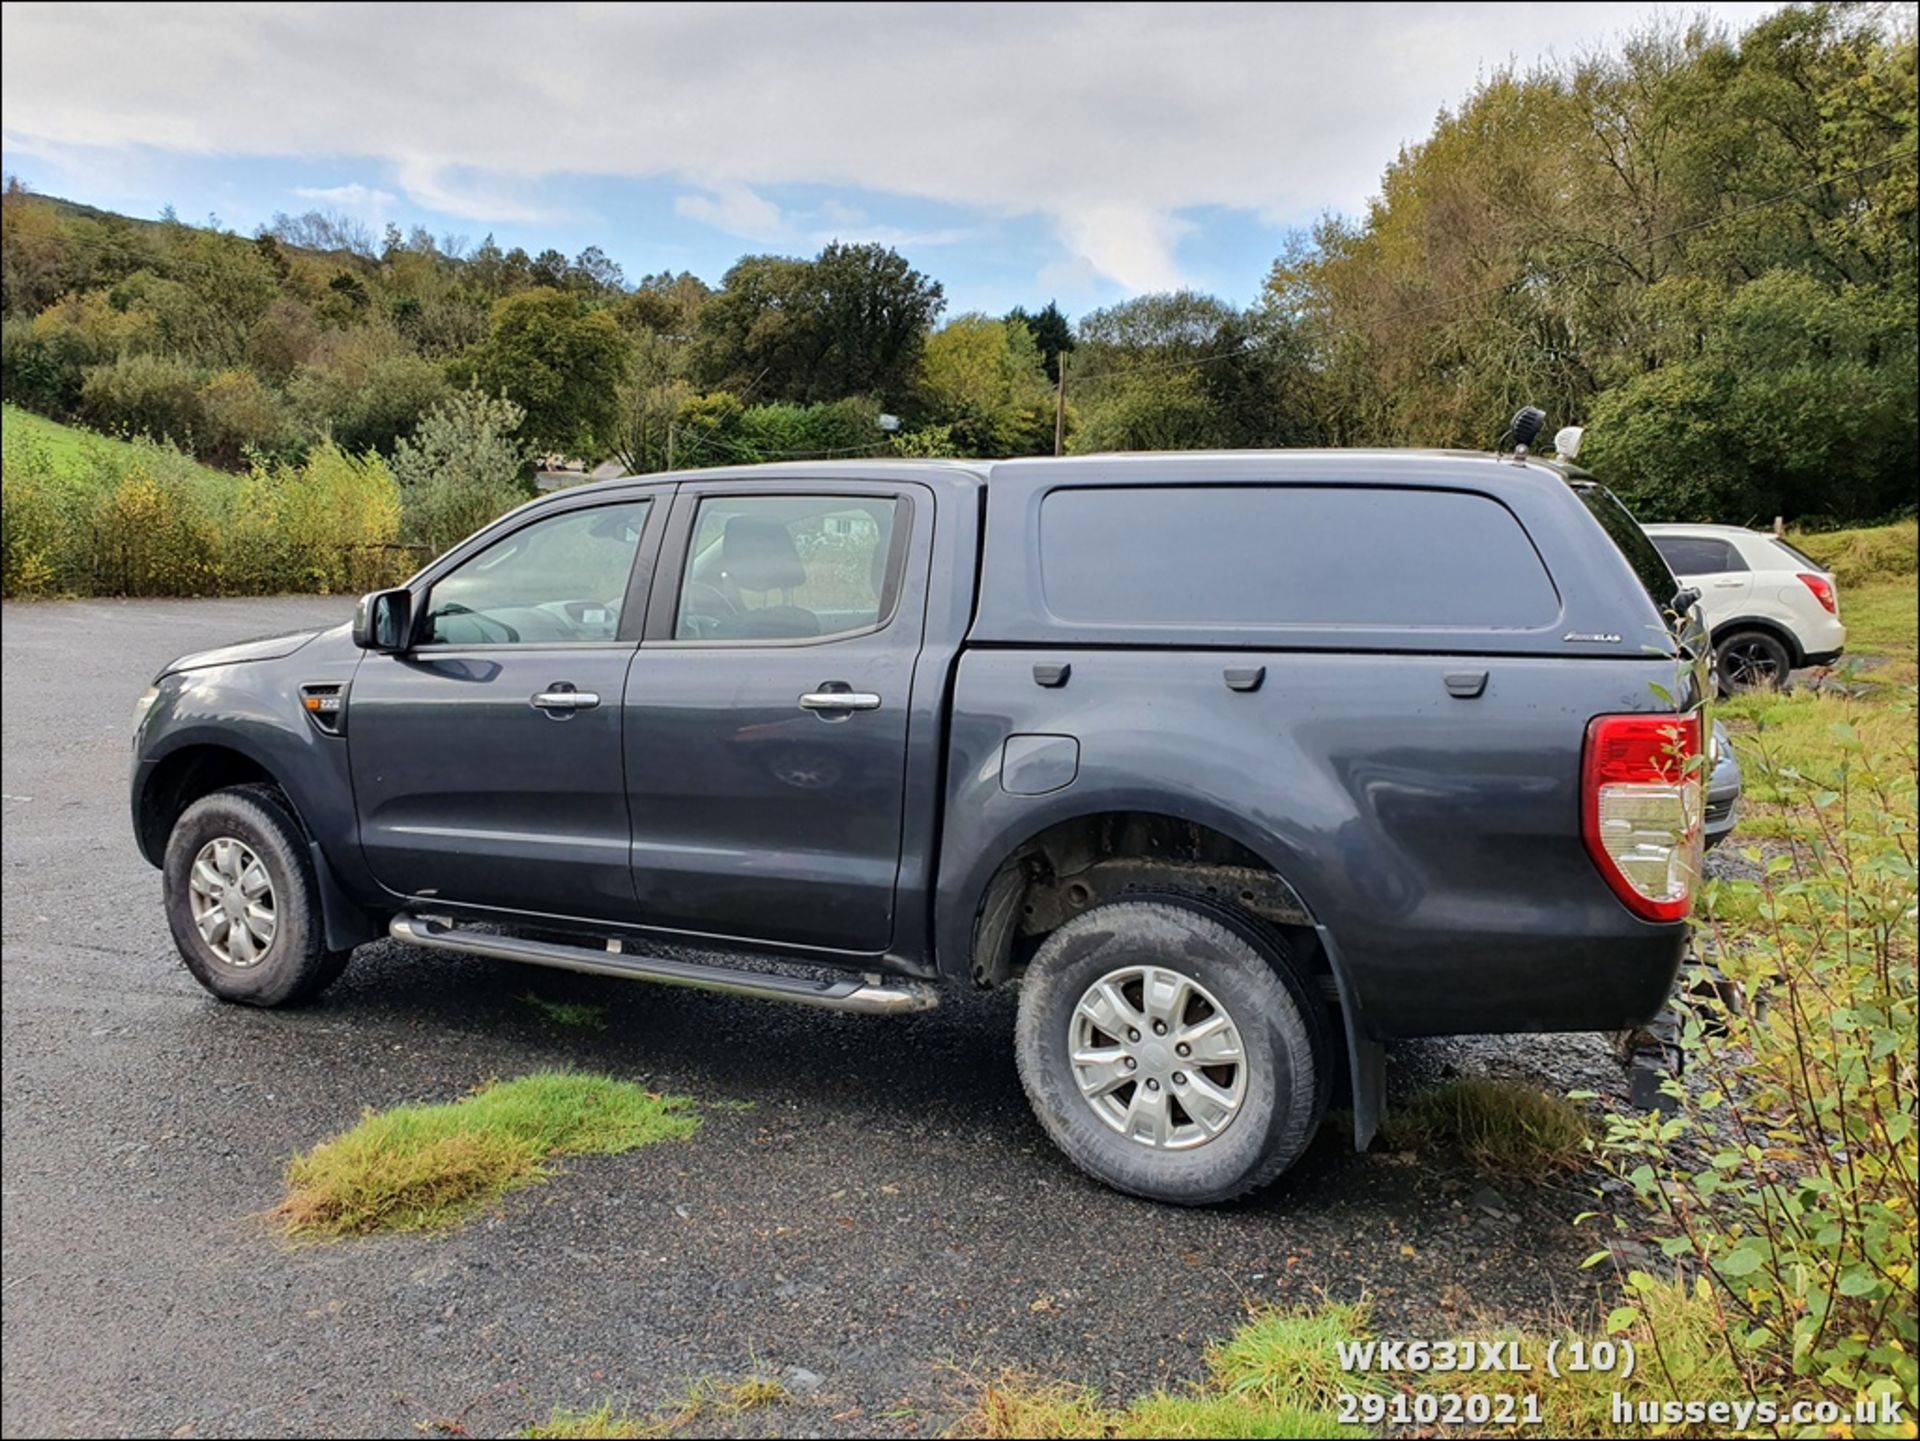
[2,410,408,597]
[285,326,450,455]
[77,351,205,448]
[197,368,291,467]
[222,444,406,594]
[87,460,221,595]
[391,388,531,558]
[1594,710,1918,1422]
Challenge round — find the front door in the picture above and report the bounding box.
[623,482,930,954]
[349,493,665,921]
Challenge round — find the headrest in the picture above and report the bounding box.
[721,515,807,591]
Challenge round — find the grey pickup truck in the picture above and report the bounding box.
[132,423,1711,1203]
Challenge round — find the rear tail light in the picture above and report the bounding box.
[1796,572,1837,615]
[1582,713,1703,922]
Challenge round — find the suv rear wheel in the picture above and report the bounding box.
[1014,898,1327,1204]
[163,784,351,1006]
[1715,628,1792,693]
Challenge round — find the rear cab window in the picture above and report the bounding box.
[1571,483,1679,615]
[1038,485,1560,630]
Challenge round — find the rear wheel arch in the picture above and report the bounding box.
[961,807,1382,1150]
[964,808,1326,989]
[1710,616,1802,666]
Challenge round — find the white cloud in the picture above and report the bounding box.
[393,158,563,224]
[291,182,396,212]
[673,182,788,240]
[0,2,1781,291]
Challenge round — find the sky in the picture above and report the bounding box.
[1,1,1782,317]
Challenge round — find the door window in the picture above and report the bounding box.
[674,494,899,641]
[423,501,651,645]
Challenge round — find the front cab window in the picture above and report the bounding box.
[675,494,899,641]
[423,500,650,646]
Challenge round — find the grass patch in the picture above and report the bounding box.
[520,992,610,1030]
[3,402,230,481]
[523,1376,788,1440]
[1419,1276,1744,1438]
[272,1071,696,1240]
[1382,1078,1591,1174]
[954,1303,1377,1439]
[522,1402,652,1439]
[1788,519,1917,587]
[961,1288,1749,1439]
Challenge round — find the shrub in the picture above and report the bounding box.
[285,326,450,455]
[1,425,76,595]
[16,290,154,415]
[1594,709,1918,1422]
[197,368,291,467]
[86,461,221,596]
[391,388,531,557]
[77,351,205,449]
[223,443,406,594]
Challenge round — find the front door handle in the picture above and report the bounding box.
[531,688,600,712]
[799,690,881,713]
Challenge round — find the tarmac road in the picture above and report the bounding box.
[3,595,1637,1439]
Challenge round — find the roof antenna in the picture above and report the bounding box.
[1503,406,1546,465]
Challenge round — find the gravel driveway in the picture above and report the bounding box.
[3,595,1641,1439]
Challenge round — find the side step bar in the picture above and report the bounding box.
[389,915,940,1016]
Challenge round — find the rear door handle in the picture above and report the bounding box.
[799,690,880,713]
[531,689,600,712]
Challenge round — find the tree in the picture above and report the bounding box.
[692,242,943,406]
[919,313,1056,456]
[1009,300,1075,383]
[809,241,944,406]
[459,287,629,458]
[391,388,532,555]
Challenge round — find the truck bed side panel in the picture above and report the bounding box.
[937,648,1690,1038]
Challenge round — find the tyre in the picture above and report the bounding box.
[1014,898,1328,1204]
[163,784,352,1006]
[1714,629,1792,694]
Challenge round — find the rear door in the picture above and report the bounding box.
[349,489,669,921]
[1649,533,1751,629]
[622,480,932,953]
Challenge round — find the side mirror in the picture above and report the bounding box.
[352,588,413,652]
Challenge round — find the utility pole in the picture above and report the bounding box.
[1053,352,1067,457]
[667,420,676,472]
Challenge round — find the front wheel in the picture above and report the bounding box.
[1014,899,1328,1204]
[163,784,352,1006]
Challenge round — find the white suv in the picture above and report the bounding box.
[1643,524,1846,692]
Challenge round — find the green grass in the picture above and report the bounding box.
[520,992,610,1030]
[954,1303,1376,1439]
[3,403,228,484]
[1788,519,1917,587]
[522,1376,789,1439]
[521,1401,652,1439]
[1381,1078,1592,1174]
[1419,1278,1747,1438]
[271,1072,696,1240]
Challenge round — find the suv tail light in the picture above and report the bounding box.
[1796,572,1837,615]
[1581,713,1703,922]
